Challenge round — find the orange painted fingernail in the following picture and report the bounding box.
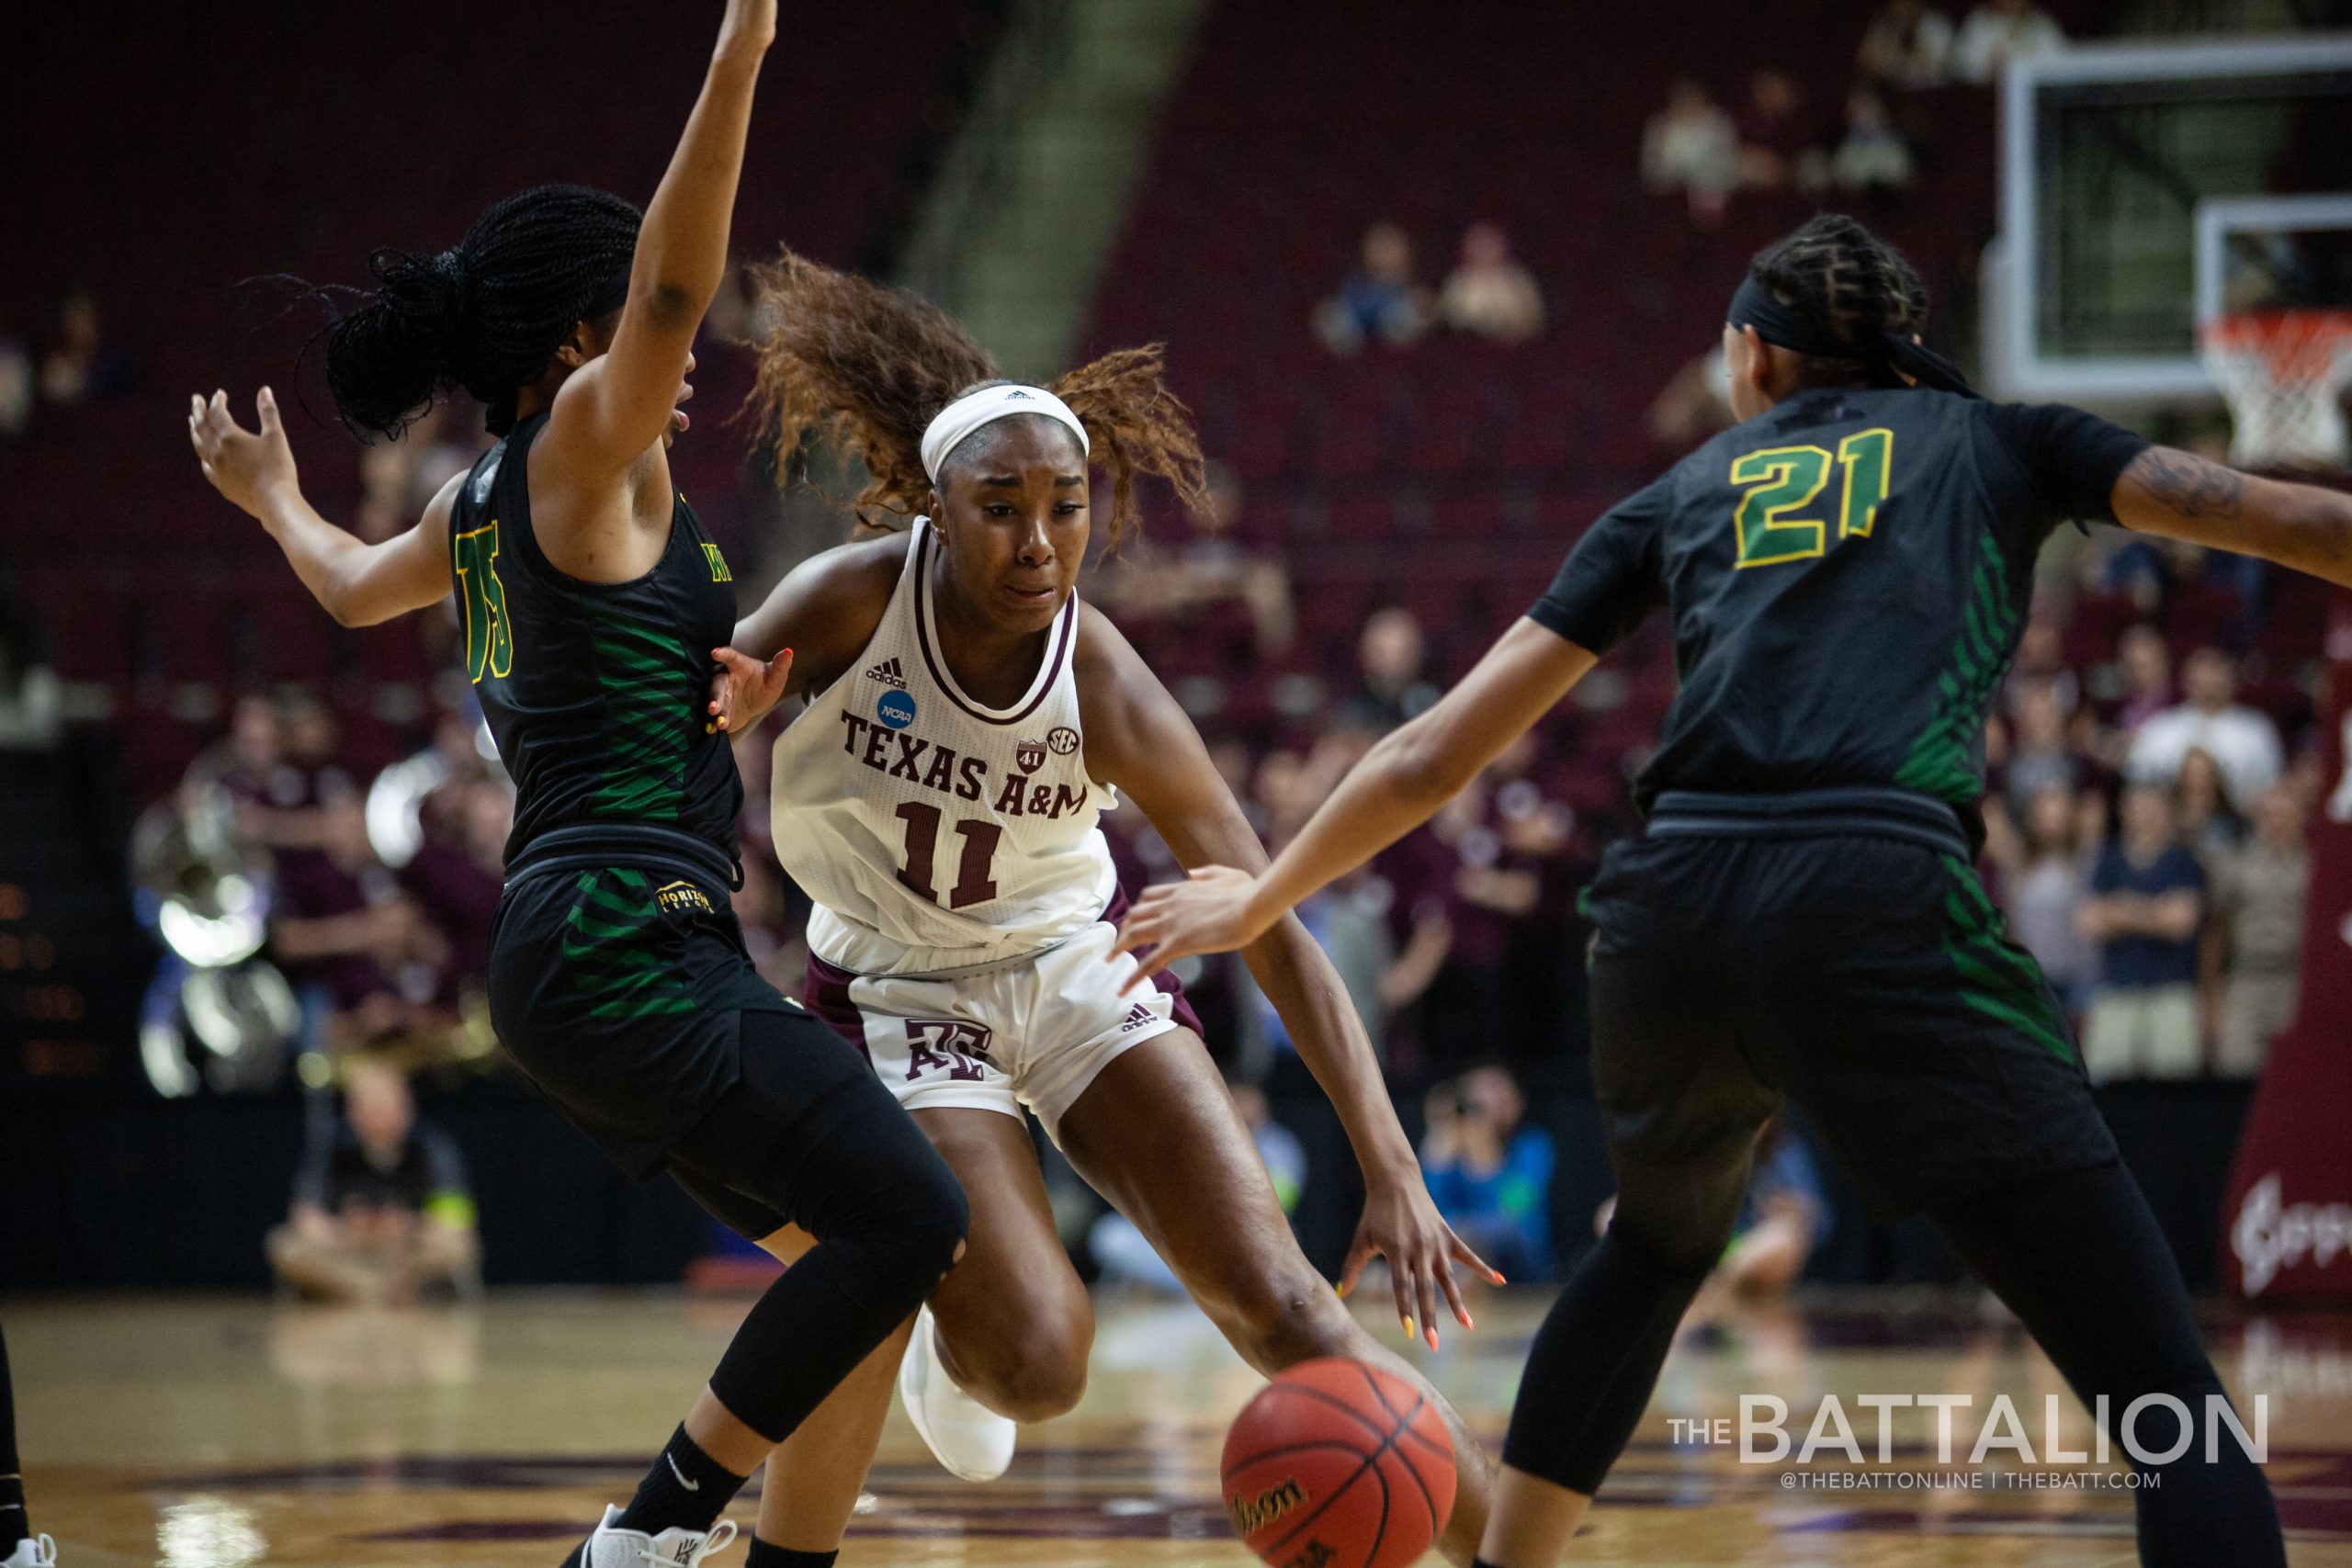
[1428,1329,1440,1350]
[1464,1312,1476,1330]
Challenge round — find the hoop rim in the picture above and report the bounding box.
[2200,308,2352,385]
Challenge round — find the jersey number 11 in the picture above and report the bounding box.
[894,802,1003,910]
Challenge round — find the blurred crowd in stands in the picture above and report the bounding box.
[0,288,137,443]
[185,692,509,1055]
[1643,0,2064,222]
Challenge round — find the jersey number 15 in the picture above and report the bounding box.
[453,524,514,682]
[1729,428,1894,569]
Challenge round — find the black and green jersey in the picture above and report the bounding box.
[448,412,743,867]
[1531,388,2148,834]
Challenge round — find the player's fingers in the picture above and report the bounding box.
[1446,1231,1503,1287]
[767,647,796,684]
[257,385,282,434]
[1336,1242,1371,1301]
[1435,1256,1473,1331]
[1388,1258,1415,1341]
[1106,907,1160,960]
[1417,1268,1442,1350]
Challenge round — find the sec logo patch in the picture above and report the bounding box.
[876,689,918,730]
[1047,726,1080,755]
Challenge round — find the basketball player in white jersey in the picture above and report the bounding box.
[699,253,1500,1567]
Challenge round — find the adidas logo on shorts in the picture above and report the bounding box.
[865,657,909,690]
[1121,1002,1155,1032]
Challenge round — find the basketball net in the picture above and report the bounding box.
[2201,309,2352,473]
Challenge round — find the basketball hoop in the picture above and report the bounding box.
[2201,309,2352,473]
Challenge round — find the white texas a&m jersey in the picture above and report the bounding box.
[770,519,1119,977]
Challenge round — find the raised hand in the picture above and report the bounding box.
[707,645,795,734]
[188,387,299,520]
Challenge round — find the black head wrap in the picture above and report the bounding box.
[1727,275,1978,399]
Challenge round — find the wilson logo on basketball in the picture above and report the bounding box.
[1227,1479,1304,1536]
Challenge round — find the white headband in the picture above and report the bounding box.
[919,384,1091,484]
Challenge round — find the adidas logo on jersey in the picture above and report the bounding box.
[865,657,909,690]
[1121,1002,1156,1032]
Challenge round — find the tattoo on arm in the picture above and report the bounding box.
[2128,446,2245,522]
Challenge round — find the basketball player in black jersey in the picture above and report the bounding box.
[1119,215,2352,1566]
[189,6,967,1567]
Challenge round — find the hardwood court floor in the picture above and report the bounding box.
[10,1289,2351,1566]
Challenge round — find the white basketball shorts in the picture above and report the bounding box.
[804,917,1198,1140]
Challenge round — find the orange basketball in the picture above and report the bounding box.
[1220,1358,1456,1568]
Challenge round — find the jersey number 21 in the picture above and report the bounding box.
[1730,428,1894,569]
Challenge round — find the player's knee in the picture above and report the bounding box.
[1213,1267,1343,1369]
[877,1155,971,1287]
[952,1320,1091,1421]
[1607,1207,1734,1281]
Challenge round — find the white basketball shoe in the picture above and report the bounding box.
[563,1506,736,1568]
[1,1539,55,1568]
[898,1304,1015,1482]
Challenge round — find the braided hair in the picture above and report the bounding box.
[320,184,641,441]
[746,250,1207,547]
[1747,214,1929,389]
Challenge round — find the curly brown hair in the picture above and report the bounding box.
[745,250,1208,547]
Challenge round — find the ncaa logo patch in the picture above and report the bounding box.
[876,689,918,730]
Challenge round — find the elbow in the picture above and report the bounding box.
[1379,721,1470,808]
[2314,497,2352,587]
[639,281,706,333]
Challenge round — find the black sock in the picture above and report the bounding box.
[615,1425,748,1536]
[745,1542,837,1568]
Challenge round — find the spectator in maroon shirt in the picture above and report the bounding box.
[270,802,445,1049]
[399,780,509,1005]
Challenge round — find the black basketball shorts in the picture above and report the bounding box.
[1580,829,2119,1213]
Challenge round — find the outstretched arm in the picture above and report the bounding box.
[539,0,776,475]
[1078,608,1499,1345]
[1113,617,1598,969]
[189,387,454,626]
[2113,446,2352,587]
[704,534,909,732]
